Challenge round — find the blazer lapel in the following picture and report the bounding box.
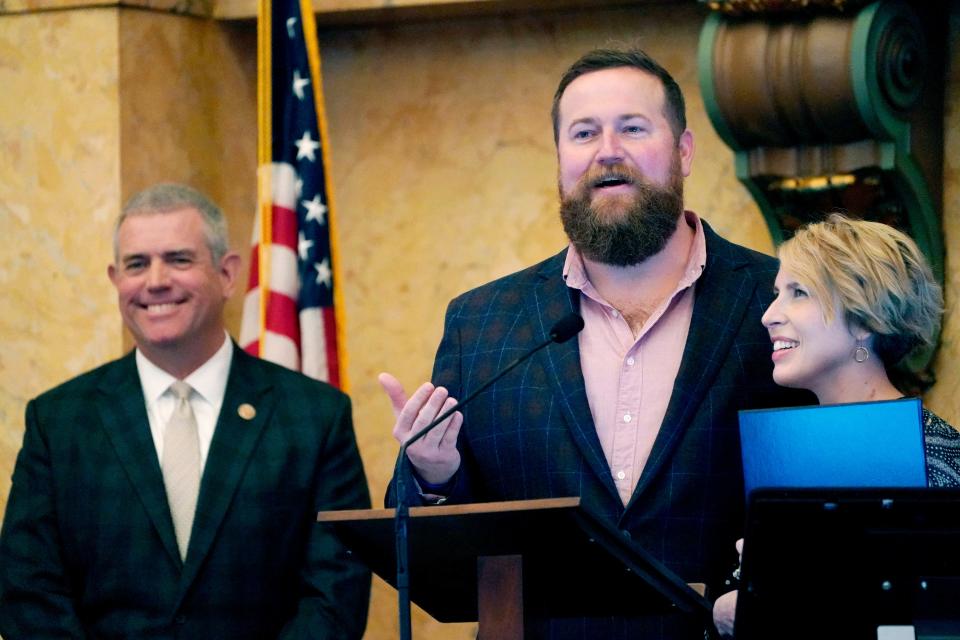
[628,224,758,506]
[177,346,273,592]
[528,250,620,502]
[96,353,182,566]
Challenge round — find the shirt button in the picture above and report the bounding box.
[617,470,626,480]
[611,309,620,318]
[626,356,635,366]
[623,413,632,423]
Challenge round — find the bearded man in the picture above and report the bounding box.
[381,48,803,639]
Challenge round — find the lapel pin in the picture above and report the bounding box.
[238,403,256,420]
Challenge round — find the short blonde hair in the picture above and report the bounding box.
[778,213,942,366]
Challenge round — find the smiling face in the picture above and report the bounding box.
[761,266,863,401]
[556,66,693,207]
[108,207,239,373]
[555,67,693,265]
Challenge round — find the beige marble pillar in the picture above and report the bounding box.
[0,3,256,515]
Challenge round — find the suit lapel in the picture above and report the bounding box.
[177,346,273,592]
[96,353,182,566]
[628,224,758,507]
[527,250,620,502]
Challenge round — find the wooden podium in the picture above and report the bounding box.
[318,497,711,638]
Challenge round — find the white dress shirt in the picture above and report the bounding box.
[136,333,233,470]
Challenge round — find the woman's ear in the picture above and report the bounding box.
[852,326,873,344]
[846,318,873,344]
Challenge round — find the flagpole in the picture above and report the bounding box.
[256,0,273,350]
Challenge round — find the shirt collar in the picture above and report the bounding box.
[563,210,707,294]
[136,332,234,405]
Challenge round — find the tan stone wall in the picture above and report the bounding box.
[0,0,255,535]
[0,7,122,514]
[0,3,958,640]
[925,6,960,421]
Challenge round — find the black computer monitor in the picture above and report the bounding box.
[735,488,960,640]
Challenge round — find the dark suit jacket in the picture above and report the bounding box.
[0,345,371,640]
[389,221,808,638]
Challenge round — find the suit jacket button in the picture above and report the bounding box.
[621,530,632,540]
[174,614,187,625]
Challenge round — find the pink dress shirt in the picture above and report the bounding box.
[562,211,707,505]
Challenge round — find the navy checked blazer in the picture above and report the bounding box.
[389,220,808,638]
[0,345,371,640]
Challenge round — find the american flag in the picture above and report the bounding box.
[240,0,345,388]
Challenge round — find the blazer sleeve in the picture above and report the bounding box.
[0,399,88,640]
[278,394,372,640]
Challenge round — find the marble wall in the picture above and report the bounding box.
[0,0,256,548]
[0,7,122,511]
[0,2,958,639]
[926,5,960,419]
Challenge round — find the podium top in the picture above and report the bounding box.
[319,497,711,623]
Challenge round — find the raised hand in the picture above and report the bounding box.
[379,372,463,485]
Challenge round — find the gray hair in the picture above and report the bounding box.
[114,183,230,263]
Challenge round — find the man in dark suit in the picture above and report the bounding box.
[381,49,804,637]
[0,184,371,639]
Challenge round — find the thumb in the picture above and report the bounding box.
[378,372,408,416]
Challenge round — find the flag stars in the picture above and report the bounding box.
[314,258,332,288]
[292,69,310,101]
[298,231,314,260]
[302,195,327,224]
[286,17,297,39]
[294,131,320,161]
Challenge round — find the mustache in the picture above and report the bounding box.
[577,164,654,192]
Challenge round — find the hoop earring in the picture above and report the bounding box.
[854,342,869,363]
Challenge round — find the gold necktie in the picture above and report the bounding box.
[161,381,201,561]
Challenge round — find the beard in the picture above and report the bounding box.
[559,159,685,267]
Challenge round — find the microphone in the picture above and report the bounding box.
[402,312,585,450]
[393,312,584,640]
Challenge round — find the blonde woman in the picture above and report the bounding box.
[713,214,960,636]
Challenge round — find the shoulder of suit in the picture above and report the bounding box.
[30,352,136,406]
[449,248,567,305]
[701,218,778,275]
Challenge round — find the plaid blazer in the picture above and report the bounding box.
[391,220,807,638]
[0,345,371,640]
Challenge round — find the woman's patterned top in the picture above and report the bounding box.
[923,407,960,487]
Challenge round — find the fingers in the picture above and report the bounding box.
[438,406,463,448]
[382,373,460,444]
[379,373,464,486]
[390,381,437,441]
[735,538,744,558]
[406,388,455,445]
[712,591,738,637]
